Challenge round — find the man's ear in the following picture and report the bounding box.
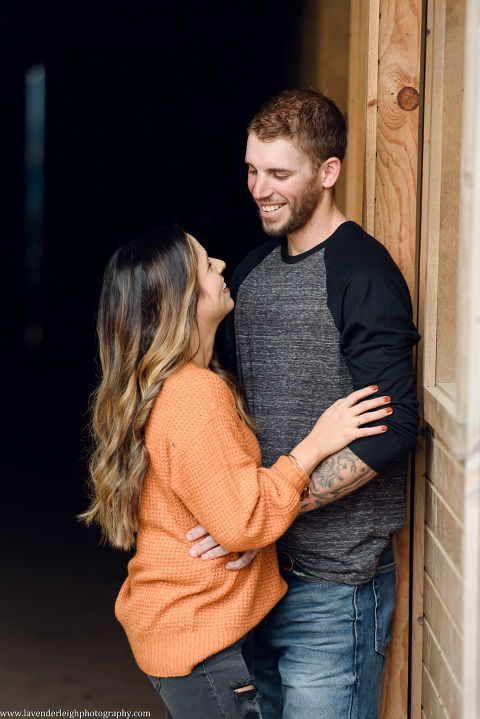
[320,157,342,189]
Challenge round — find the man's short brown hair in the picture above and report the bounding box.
[247,88,347,167]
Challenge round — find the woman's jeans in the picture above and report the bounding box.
[148,630,262,719]
[254,544,396,719]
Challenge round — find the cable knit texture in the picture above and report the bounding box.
[115,360,306,677]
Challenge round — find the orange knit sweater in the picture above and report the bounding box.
[115,360,306,677]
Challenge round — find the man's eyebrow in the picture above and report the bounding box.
[245,161,292,173]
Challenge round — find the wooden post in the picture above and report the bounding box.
[459,1,480,716]
[364,0,423,717]
[345,0,368,225]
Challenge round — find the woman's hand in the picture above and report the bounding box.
[289,385,391,475]
[186,524,260,570]
[308,385,391,460]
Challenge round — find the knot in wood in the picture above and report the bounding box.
[397,86,419,111]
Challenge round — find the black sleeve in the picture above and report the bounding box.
[225,238,281,378]
[325,230,420,473]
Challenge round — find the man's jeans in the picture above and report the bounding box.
[148,630,262,719]
[254,544,396,719]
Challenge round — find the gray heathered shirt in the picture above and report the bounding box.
[226,222,419,584]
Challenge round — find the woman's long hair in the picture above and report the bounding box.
[80,226,254,550]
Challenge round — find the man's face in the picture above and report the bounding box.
[245,133,323,237]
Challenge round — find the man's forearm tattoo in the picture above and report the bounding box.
[299,447,376,513]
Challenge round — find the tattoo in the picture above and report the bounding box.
[298,448,376,513]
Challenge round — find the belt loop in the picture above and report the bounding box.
[278,550,295,571]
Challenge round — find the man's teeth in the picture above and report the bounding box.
[263,204,283,212]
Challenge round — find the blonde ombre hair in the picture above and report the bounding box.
[80,226,255,550]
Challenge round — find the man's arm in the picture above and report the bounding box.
[298,447,376,513]
[187,447,377,567]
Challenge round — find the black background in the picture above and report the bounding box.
[3,0,306,531]
[1,0,306,709]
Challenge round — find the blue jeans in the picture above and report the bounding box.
[148,630,262,719]
[254,544,396,719]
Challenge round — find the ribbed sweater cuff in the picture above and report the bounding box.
[129,626,260,678]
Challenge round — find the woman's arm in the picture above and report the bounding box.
[179,386,391,556]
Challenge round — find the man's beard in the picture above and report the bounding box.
[260,177,323,237]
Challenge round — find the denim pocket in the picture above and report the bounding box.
[373,559,396,657]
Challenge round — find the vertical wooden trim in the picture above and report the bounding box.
[345,0,368,225]
[459,2,480,716]
[364,1,423,717]
[419,0,447,389]
[364,0,381,235]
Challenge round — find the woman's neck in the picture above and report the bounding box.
[189,325,216,369]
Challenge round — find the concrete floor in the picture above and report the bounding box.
[0,523,165,716]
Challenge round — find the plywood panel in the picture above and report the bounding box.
[424,529,463,629]
[425,434,464,520]
[422,621,462,719]
[423,573,462,683]
[424,480,463,569]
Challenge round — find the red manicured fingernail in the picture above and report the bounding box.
[385,408,393,414]
[383,396,391,402]
[381,426,388,431]
[371,385,378,391]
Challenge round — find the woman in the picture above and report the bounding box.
[81,226,392,718]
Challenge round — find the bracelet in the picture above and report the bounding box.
[286,454,311,501]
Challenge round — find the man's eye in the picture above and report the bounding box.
[274,174,289,180]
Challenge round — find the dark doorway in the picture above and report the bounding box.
[1,1,307,711]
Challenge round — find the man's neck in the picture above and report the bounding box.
[287,200,348,256]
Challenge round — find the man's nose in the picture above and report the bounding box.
[250,174,273,201]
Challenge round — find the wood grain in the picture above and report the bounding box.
[434,0,466,384]
[345,0,368,225]
[419,0,446,388]
[422,621,462,719]
[364,0,381,236]
[425,479,463,569]
[379,503,410,719]
[424,528,463,630]
[425,434,464,520]
[374,0,422,293]
[315,0,351,214]
[421,664,450,719]
[423,573,462,683]
[366,1,423,717]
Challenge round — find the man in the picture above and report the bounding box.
[189,88,419,719]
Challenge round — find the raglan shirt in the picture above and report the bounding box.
[226,221,420,584]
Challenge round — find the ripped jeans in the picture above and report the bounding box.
[148,630,261,719]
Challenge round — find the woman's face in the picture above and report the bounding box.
[189,236,234,328]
